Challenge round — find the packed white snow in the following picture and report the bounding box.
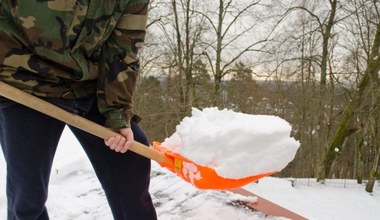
[162,107,300,179]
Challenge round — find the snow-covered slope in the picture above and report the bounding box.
[1,128,379,220]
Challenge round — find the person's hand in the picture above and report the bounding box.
[104,128,134,153]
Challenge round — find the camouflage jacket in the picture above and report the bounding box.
[0,0,149,129]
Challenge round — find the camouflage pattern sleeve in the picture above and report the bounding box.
[98,0,149,129]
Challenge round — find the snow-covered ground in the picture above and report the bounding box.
[1,128,379,220]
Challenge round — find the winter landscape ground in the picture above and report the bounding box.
[1,127,379,220]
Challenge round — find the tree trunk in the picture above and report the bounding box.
[366,146,380,192]
[323,22,380,178]
[315,0,338,181]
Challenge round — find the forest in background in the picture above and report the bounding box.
[132,0,380,192]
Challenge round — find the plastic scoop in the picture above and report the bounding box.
[0,81,277,190]
[152,141,276,189]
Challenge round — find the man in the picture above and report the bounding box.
[0,0,157,219]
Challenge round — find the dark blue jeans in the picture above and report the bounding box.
[0,98,157,220]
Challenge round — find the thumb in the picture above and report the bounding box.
[120,128,134,151]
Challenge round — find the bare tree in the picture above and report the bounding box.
[197,0,277,106]
[322,0,380,191]
[280,0,348,180]
[264,0,346,179]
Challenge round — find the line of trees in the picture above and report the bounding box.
[134,0,380,192]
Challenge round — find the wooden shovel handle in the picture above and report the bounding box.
[0,81,172,165]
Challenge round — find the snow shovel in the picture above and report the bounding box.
[0,81,276,190]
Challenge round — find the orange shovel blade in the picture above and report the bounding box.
[152,141,277,190]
